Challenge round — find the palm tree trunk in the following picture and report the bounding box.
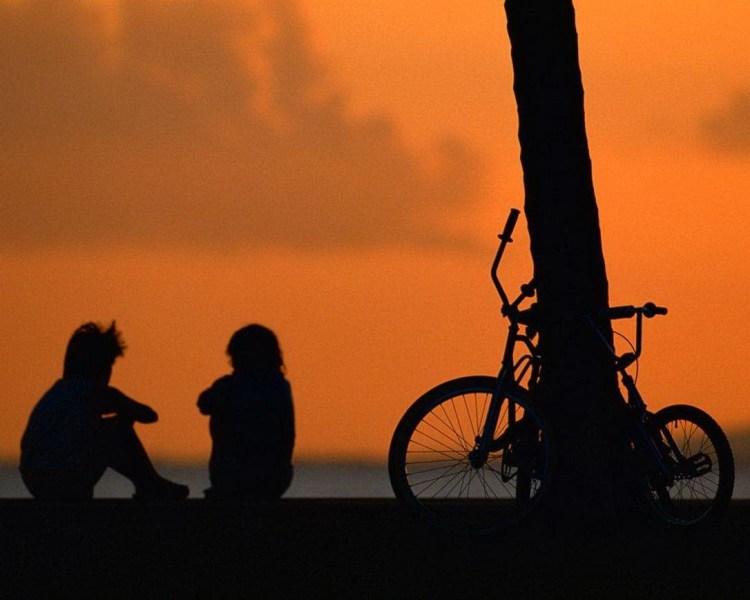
[505,0,628,520]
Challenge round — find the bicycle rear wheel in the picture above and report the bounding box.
[642,404,734,525]
[388,376,553,534]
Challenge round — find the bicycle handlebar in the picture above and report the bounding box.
[491,208,522,307]
[642,302,668,318]
[499,208,520,243]
[591,302,668,370]
[600,302,668,320]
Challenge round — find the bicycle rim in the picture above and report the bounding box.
[388,376,553,534]
[643,404,734,526]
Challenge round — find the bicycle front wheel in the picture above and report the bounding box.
[388,376,553,534]
[642,404,734,525]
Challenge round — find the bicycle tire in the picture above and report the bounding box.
[641,404,734,526]
[388,376,553,534]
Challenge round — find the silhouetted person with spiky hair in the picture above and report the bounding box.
[198,324,295,500]
[19,322,189,500]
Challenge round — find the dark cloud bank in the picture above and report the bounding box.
[0,0,482,251]
[701,91,750,155]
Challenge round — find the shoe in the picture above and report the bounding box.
[133,477,190,500]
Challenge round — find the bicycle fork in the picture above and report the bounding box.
[468,383,507,470]
[622,375,674,479]
[643,420,713,479]
[625,376,712,494]
[468,373,532,492]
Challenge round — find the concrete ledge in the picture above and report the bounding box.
[2,499,749,598]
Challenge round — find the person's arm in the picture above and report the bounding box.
[100,387,158,423]
[197,388,215,415]
[197,376,232,415]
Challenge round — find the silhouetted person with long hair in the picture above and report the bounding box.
[198,324,295,500]
[19,322,189,500]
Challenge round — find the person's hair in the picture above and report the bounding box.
[227,324,284,374]
[63,321,126,380]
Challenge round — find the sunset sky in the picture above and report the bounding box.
[2,0,749,462]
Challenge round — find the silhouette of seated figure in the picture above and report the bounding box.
[198,324,295,500]
[19,322,189,500]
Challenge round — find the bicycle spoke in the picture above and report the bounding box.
[463,393,477,442]
[476,467,502,500]
[484,461,517,498]
[420,409,471,452]
[406,439,467,463]
[642,405,734,525]
[448,396,472,451]
[390,377,553,533]
[476,392,489,440]
[412,423,466,455]
[429,463,473,498]
[409,461,469,496]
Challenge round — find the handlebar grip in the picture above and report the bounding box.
[499,208,521,242]
[642,302,668,318]
[601,305,636,320]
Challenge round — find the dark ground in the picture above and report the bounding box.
[1,499,748,599]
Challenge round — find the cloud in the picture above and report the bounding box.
[0,0,483,251]
[700,91,750,155]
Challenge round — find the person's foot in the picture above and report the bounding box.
[133,477,190,500]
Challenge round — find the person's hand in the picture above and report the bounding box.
[102,387,159,423]
[135,404,158,423]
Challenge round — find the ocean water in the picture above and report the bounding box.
[0,462,394,499]
[1,462,749,499]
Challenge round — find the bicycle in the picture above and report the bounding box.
[586,303,735,526]
[388,208,551,533]
[388,208,734,533]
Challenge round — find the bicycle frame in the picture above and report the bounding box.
[620,370,676,477]
[483,211,676,485]
[390,208,732,531]
[473,210,541,462]
[586,306,684,481]
[475,210,679,492]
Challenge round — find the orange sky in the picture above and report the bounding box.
[2,0,749,462]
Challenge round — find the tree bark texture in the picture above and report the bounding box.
[504,0,626,516]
